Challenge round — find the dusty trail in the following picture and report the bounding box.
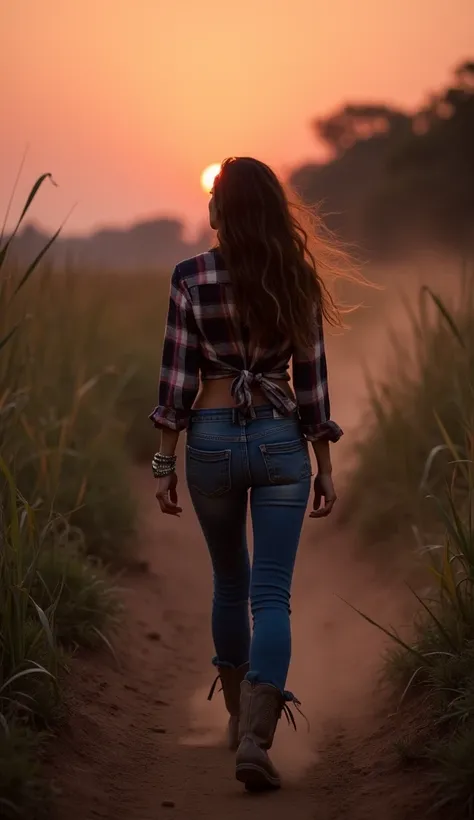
[51,463,417,820]
[50,262,452,819]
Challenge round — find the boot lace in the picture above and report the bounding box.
[207,674,221,702]
[282,691,310,733]
[208,676,310,733]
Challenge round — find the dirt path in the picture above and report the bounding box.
[49,456,429,820]
[49,265,450,819]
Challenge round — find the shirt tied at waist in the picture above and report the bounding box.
[230,369,297,418]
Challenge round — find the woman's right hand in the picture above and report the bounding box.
[310,473,337,518]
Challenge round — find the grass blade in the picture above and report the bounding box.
[29,597,56,653]
[0,666,54,696]
[90,626,119,668]
[13,225,62,296]
[0,145,28,246]
[0,174,56,267]
[407,585,458,652]
[422,286,466,349]
[338,596,428,664]
[0,324,19,352]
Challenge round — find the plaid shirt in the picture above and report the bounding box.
[149,250,342,442]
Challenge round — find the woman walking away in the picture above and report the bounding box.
[150,157,344,792]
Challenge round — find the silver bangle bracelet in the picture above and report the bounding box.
[152,452,177,479]
[153,464,176,478]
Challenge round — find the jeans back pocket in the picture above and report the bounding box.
[259,439,311,485]
[186,445,232,498]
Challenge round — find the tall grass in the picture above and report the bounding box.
[0,178,167,816]
[0,176,66,816]
[342,270,474,548]
[350,282,474,817]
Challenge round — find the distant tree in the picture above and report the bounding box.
[291,60,474,258]
[12,217,213,271]
[290,104,411,243]
[455,60,474,90]
[314,104,411,157]
[366,60,474,254]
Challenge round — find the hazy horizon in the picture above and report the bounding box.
[3,0,474,236]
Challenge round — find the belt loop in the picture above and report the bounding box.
[232,407,237,425]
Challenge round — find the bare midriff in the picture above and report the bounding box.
[192,377,295,410]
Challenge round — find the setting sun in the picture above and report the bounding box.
[200,163,221,194]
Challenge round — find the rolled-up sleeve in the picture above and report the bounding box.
[149,266,200,431]
[292,307,343,442]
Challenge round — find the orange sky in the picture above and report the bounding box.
[2,0,474,236]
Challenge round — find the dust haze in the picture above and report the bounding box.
[46,253,464,820]
[177,254,459,781]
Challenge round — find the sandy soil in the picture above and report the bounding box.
[49,462,431,820]
[48,259,456,819]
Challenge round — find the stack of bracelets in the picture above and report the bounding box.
[152,452,177,478]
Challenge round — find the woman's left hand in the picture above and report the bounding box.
[155,472,182,516]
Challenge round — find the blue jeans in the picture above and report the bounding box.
[186,406,311,693]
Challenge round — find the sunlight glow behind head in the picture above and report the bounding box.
[200,163,221,194]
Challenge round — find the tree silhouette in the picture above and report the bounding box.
[291,61,474,258]
[314,104,410,157]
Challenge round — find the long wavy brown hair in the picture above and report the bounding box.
[212,157,355,350]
